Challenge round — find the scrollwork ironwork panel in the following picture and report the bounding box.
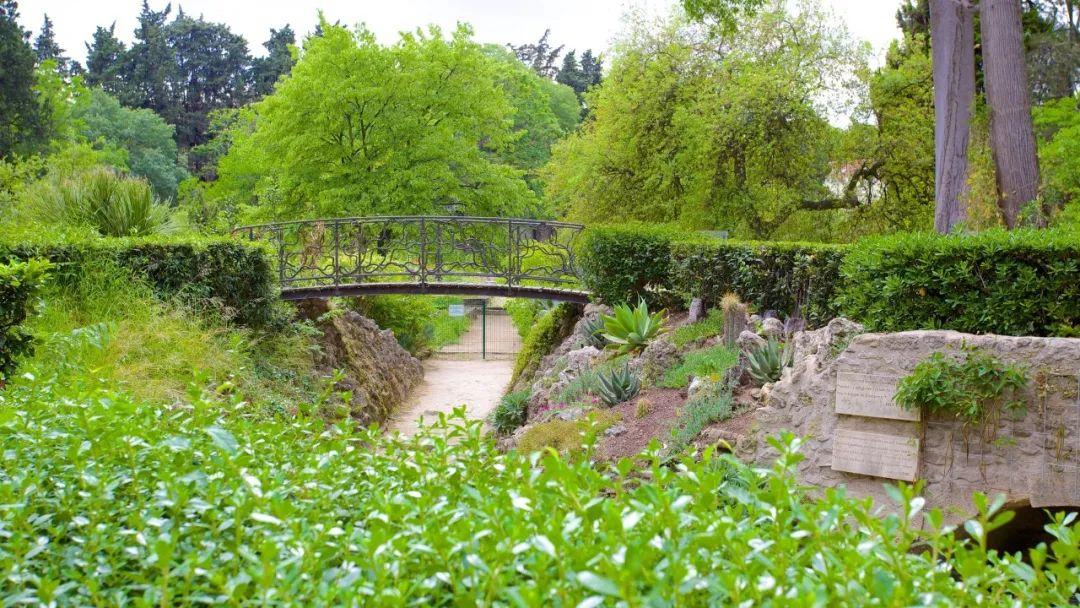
[233,216,585,295]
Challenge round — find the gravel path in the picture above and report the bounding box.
[389,311,518,435]
[388,358,514,435]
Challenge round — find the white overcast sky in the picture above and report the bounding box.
[20,0,902,66]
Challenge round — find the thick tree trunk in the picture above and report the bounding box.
[930,0,976,234]
[981,0,1041,228]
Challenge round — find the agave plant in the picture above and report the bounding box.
[581,316,607,348]
[747,337,793,384]
[601,299,665,355]
[596,363,640,406]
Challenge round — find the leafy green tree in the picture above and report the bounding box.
[543,3,866,239]
[0,0,45,158]
[210,21,537,221]
[486,45,579,197]
[251,25,296,97]
[125,1,173,112]
[76,88,188,200]
[579,49,603,89]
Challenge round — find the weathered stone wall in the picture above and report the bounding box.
[739,324,1080,523]
[297,299,424,427]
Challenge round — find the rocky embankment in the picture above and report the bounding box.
[297,299,423,427]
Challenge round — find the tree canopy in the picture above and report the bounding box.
[543,1,867,239]
[210,21,544,221]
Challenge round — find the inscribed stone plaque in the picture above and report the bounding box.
[831,428,920,481]
[835,371,919,421]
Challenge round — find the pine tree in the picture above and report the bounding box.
[580,49,603,88]
[251,25,296,97]
[32,14,72,73]
[84,23,128,93]
[0,0,45,157]
[556,50,585,95]
[508,30,564,78]
[126,1,173,110]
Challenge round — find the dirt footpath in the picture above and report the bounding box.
[388,358,514,435]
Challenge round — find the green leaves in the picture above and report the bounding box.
[840,228,1080,337]
[600,300,666,355]
[0,258,52,380]
[747,337,790,385]
[1,370,1078,604]
[894,345,1029,425]
[595,363,640,406]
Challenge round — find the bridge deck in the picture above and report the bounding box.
[280,282,591,303]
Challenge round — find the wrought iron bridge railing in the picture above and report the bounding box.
[232,216,589,302]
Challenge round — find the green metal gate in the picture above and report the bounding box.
[432,298,523,360]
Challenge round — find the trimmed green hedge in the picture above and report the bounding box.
[0,259,51,380]
[577,225,846,326]
[670,240,847,327]
[577,224,682,308]
[0,235,278,328]
[838,229,1080,337]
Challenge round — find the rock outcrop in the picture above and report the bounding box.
[296,299,424,427]
[737,322,1080,523]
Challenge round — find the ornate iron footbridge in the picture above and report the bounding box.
[233,216,590,303]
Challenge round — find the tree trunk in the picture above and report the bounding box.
[930,0,976,234]
[981,0,1041,228]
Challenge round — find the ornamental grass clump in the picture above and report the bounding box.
[1,376,1078,604]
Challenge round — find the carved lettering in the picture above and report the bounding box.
[835,371,920,421]
[831,428,920,481]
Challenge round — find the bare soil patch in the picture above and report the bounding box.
[598,388,684,460]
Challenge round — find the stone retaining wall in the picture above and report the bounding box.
[740,324,1080,523]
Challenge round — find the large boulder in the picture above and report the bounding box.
[629,338,679,386]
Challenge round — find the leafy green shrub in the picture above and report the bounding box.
[659,344,739,389]
[669,379,735,454]
[839,229,1080,336]
[747,337,791,384]
[894,345,1028,425]
[491,390,531,434]
[352,295,436,354]
[600,299,665,355]
[578,224,681,307]
[596,363,640,406]
[670,239,847,327]
[2,380,1079,604]
[0,234,278,328]
[510,303,579,387]
[0,259,51,380]
[29,167,177,237]
[671,308,725,348]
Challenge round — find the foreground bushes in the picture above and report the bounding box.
[0,259,51,379]
[1,380,1077,604]
[0,234,277,327]
[839,229,1080,336]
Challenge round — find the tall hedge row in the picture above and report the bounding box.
[577,224,682,308]
[838,229,1080,337]
[0,236,279,328]
[578,225,1080,337]
[670,240,847,327]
